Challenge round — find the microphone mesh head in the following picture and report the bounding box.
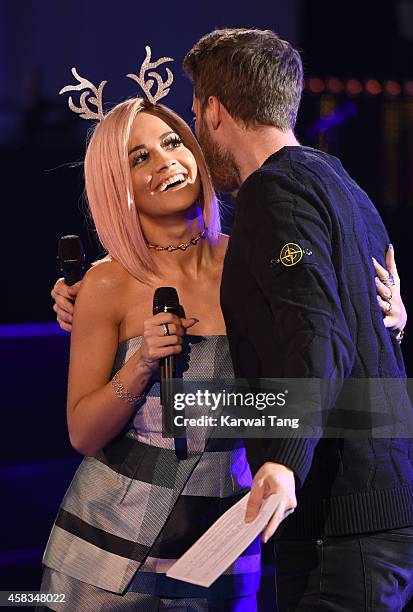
[58,235,85,262]
[153,287,180,314]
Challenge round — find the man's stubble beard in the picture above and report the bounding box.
[198,118,242,194]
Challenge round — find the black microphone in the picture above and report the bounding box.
[153,287,187,459]
[153,287,180,388]
[58,235,85,286]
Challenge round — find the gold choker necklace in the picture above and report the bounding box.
[146,226,208,252]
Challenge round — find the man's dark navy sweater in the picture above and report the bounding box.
[221,146,413,538]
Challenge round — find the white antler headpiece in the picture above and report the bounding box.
[59,68,107,121]
[126,46,174,104]
[60,46,175,121]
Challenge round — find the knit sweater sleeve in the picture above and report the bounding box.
[238,169,355,486]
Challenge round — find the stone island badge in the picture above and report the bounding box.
[278,243,304,267]
[270,242,313,268]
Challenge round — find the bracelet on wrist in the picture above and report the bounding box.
[111,371,146,405]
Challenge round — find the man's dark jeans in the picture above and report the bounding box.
[275,527,413,611]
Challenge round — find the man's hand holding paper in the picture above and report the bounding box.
[245,462,297,543]
[166,491,282,588]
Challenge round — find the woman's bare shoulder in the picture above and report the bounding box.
[80,258,130,299]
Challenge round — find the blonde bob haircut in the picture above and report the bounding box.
[84,98,220,283]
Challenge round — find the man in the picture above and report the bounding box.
[183,28,412,611]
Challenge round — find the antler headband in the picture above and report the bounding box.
[126,46,174,104]
[59,46,175,121]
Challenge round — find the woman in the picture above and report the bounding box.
[40,98,260,611]
[46,96,407,611]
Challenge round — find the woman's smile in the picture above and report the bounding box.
[152,172,193,194]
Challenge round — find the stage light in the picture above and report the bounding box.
[326,77,344,94]
[404,80,413,96]
[308,77,325,94]
[365,79,382,95]
[346,79,363,96]
[385,80,402,96]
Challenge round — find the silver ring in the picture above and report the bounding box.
[163,323,170,336]
[380,274,394,289]
[386,301,392,314]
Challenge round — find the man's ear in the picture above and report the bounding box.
[206,96,222,131]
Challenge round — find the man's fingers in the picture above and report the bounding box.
[57,317,72,332]
[262,507,284,543]
[54,296,74,316]
[261,503,296,543]
[57,310,73,324]
[245,482,264,523]
[52,278,79,333]
[54,303,73,323]
[52,279,79,302]
[67,281,81,298]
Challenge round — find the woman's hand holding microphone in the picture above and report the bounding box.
[139,312,198,372]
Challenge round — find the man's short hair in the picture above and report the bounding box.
[183,28,304,131]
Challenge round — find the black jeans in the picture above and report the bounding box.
[274,527,413,611]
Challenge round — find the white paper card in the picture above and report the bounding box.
[166,492,281,587]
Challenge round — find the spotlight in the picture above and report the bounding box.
[385,80,401,96]
[403,80,413,96]
[308,78,325,94]
[346,79,363,96]
[326,77,344,94]
[365,79,382,95]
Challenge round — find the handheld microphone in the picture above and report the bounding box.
[153,287,187,459]
[153,287,180,405]
[58,235,85,286]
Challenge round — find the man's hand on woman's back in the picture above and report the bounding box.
[51,278,81,332]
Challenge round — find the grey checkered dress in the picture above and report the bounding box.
[40,335,260,608]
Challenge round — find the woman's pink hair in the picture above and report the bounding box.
[84,98,221,282]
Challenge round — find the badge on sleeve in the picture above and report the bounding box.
[270,241,313,268]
